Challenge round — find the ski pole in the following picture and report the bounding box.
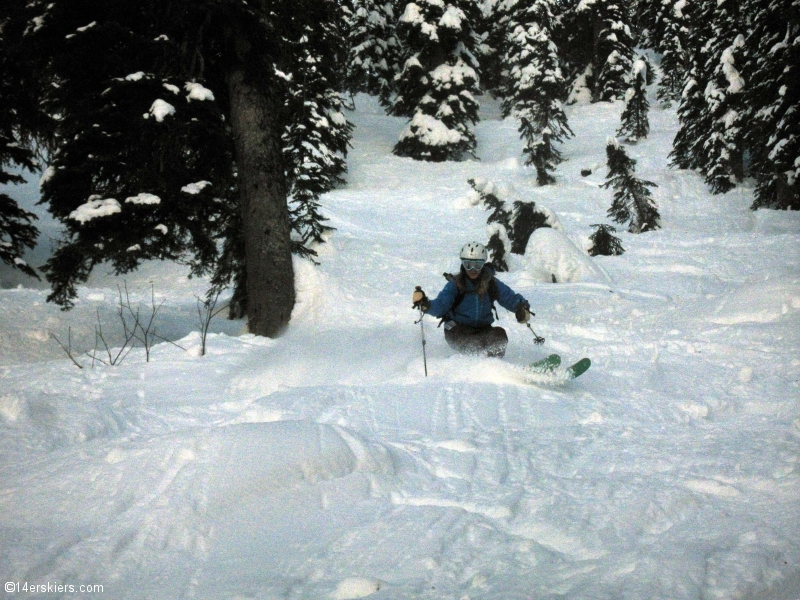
[526,322,545,345]
[413,286,428,377]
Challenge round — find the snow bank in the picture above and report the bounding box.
[519,227,607,283]
[205,422,395,505]
[710,279,800,324]
[330,576,386,599]
[0,420,395,527]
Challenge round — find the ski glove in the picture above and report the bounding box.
[412,287,430,311]
[515,302,532,323]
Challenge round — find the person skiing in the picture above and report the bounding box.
[412,242,531,358]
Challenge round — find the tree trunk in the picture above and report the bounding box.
[227,68,295,337]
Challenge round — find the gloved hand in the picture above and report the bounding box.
[515,302,532,323]
[412,286,430,310]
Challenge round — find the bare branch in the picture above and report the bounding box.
[50,327,83,369]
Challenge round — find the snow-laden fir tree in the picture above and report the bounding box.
[13,0,347,337]
[669,0,715,171]
[0,0,40,279]
[477,0,518,97]
[510,198,551,252]
[699,0,746,194]
[502,0,573,184]
[573,0,635,102]
[745,0,800,210]
[391,0,481,161]
[283,26,355,261]
[655,0,691,106]
[345,0,401,105]
[617,55,650,142]
[588,223,625,255]
[0,148,40,279]
[635,0,665,49]
[602,137,660,232]
[467,177,553,270]
[468,178,512,270]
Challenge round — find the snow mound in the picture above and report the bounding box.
[710,279,800,324]
[519,227,607,283]
[331,576,386,599]
[206,422,395,505]
[1,421,395,526]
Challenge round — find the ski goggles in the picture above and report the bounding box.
[461,258,486,272]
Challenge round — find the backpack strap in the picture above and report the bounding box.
[439,272,499,325]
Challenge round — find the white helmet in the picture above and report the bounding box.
[460,241,487,261]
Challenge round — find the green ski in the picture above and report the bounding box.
[523,355,591,382]
[528,354,561,373]
[565,357,591,379]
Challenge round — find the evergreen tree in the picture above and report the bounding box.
[635,0,667,50]
[574,0,635,102]
[13,0,345,337]
[669,0,715,171]
[510,199,551,253]
[486,224,512,272]
[502,0,573,184]
[467,177,552,268]
[588,223,625,255]
[746,0,800,210]
[656,0,690,106]
[558,0,595,102]
[284,24,355,261]
[602,137,660,232]
[391,0,481,161]
[700,0,746,194]
[345,0,401,104]
[468,177,512,271]
[478,0,517,97]
[617,55,650,142]
[0,0,40,279]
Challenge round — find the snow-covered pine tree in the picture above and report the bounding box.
[486,224,512,271]
[15,0,346,337]
[467,177,552,267]
[602,137,660,232]
[669,0,715,171]
[617,55,650,142]
[477,0,517,97]
[283,23,355,261]
[556,0,593,102]
[745,0,800,210]
[573,0,635,102]
[468,178,512,270]
[699,0,746,194]
[655,0,690,106]
[509,199,551,253]
[502,0,573,184]
[391,0,481,161]
[588,223,625,255]
[0,0,40,279]
[635,0,667,50]
[345,0,401,105]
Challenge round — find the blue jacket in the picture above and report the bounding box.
[425,265,527,327]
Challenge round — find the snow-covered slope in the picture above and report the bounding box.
[1,94,799,600]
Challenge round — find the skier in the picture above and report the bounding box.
[412,242,531,358]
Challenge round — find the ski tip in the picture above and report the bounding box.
[567,357,592,379]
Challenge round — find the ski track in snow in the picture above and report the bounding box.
[1,94,799,599]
